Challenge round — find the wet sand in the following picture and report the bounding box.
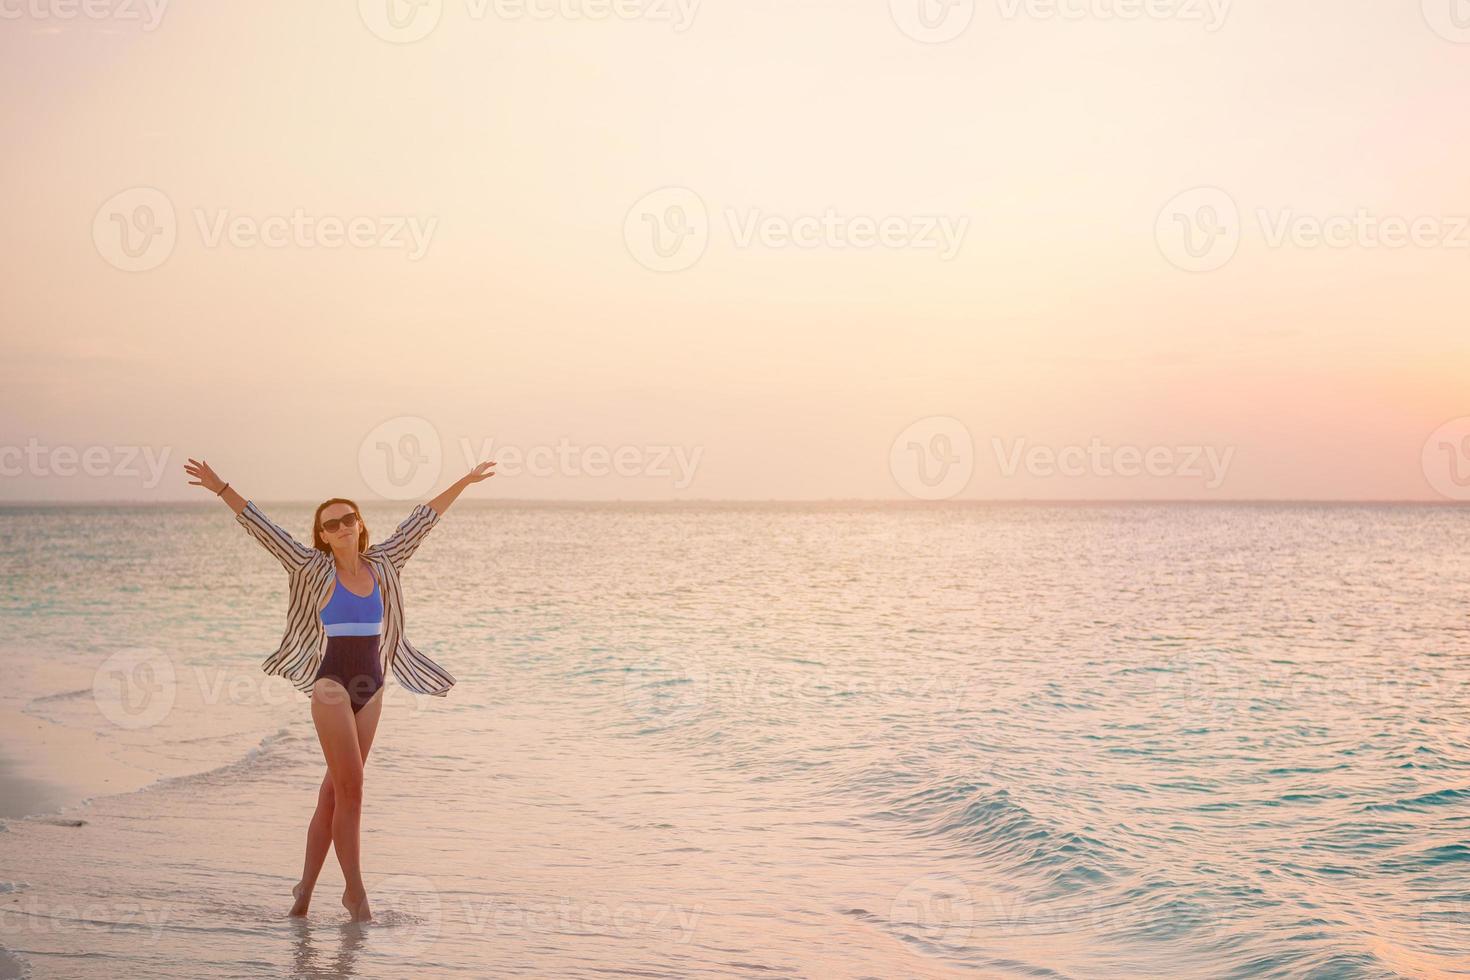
[0,749,69,821]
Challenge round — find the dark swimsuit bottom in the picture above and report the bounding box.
[315,634,384,714]
[314,564,385,714]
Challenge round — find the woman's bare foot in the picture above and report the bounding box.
[342,888,372,922]
[290,881,311,917]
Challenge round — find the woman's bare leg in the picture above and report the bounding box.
[289,772,337,916]
[291,686,385,915]
[309,679,372,920]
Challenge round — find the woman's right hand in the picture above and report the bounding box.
[184,457,226,494]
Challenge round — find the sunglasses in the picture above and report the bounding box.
[319,512,361,533]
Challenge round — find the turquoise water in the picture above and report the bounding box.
[0,502,1467,977]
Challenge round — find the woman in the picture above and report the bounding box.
[183,457,495,921]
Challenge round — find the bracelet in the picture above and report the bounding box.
[215,482,230,496]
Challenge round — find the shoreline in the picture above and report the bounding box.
[0,645,306,827]
[0,698,299,827]
[0,704,159,823]
[0,655,166,823]
[0,746,69,822]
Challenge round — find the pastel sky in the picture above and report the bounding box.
[2,0,1468,501]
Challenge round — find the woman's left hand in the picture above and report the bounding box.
[464,460,497,484]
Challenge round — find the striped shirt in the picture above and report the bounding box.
[235,500,455,698]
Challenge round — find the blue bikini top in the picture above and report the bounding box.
[320,564,383,637]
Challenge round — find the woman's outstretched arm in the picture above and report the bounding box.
[185,457,247,514]
[185,457,315,571]
[426,460,496,518]
[367,460,497,572]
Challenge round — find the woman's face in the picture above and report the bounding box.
[318,503,360,547]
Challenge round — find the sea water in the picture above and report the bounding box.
[0,502,1466,978]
